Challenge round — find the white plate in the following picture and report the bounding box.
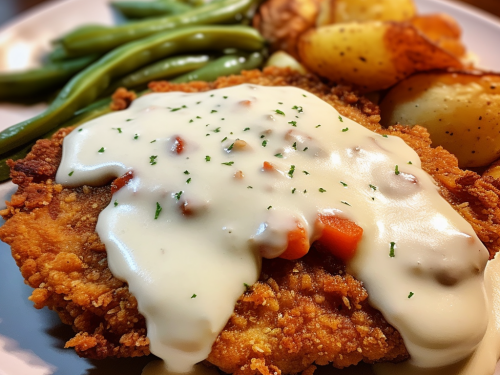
[0,1,499,374]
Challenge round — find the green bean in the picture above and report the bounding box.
[111,0,193,19]
[60,0,261,57]
[0,100,112,182]
[172,51,263,83]
[104,54,213,95]
[0,55,98,100]
[0,25,264,154]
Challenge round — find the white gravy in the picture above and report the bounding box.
[55,84,494,374]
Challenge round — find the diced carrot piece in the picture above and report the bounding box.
[316,215,363,261]
[172,136,184,154]
[263,161,275,171]
[280,223,310,260]
[111,171,134,194]
[239,100,252,106]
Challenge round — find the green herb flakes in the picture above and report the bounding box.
[319,188,326,193]
[205,155,211,162]
[222,161,234,166]
[292,142,297,150]
[213,127,221,133]
[113,127,122,133]
[338,116,343,122]
[288,121,297,127]
[228,143,234,151]
[408,161,413,165]
[221,136,228,143]
[275,109,285,116]
[369,184,377,191]
[292,188,296,194]
[382,134,388,138]
[342,127,349,132]
[184,170,190,175]
[303,147,308,151]
[315,124,321,128]
[340,181,348,187]
[211,110,218,113]
[191,294,197,298]
[98,147,105,153]
[389,242,396,257]
[134,134,139,140]
[408,292,414,299]
[395,165,400,175]
[267,206,272,210]
[150,140,156,143]
[288,165,295,178]
[341,200,351,206]
[247,186,253,189]
[114,200,118,207]
[186,178,191,184]
[303,171,310,175]
[274,153,283,158]
[174,191,183,200]
[262,140,268,147]
[149,155,158,165]
[68,171,74,176]
[244,127,250,131]
[154,202,162,219]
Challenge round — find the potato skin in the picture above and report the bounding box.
[297,22,462,92]
[380,71,500,167]
[317,0,416,26]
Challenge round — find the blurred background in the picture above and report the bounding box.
[0,0,499,26]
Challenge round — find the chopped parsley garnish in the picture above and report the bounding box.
[288,120,297,127]
[267,206,272,210]
[78,128,83,132]
[260,135,265,138]
[341,200,351,206]
[278,101,283,104]
[222,161,234,166]
[319,188,326,193]
[205,155,211,162]
[395,165,400,175]
[292,105,303,113]
[186,178,191,184]
[228,143,234,151]
[126,119,132,122]
[274,153,283,158]
[342,127,349,132]
[68,171,74,176]
[196,116,201,119]
[340,181,348,187]
[302,94,307,97]
[113,127,122,133]
[174,191,183,200]
[191,294,197,299]
[338,116,343,122]
[213,127,221,133]
[98,147,105,153]
[408,292,414,299]
[206,134,210,136]
[244,127,250,131]
[408,161,413,165]
[292,142,297,150]
[244,283,251,291]
[262,140,268,147]
[303,171,310,175]
[315,124,321,128]
[275,109,285,116]
[170,107,182,112]
[223,96,228,99]
[114,200,118,207]
[303,147,308,151]
[154,202,162,219]
[210,94,214,97]
[134,134,139,140]
[382,134,388,138]
[221,136,228,143]
[189,119,194,123]
[247,186,253,189]
[303,189,307,193]
[288,165,295,178]
[184,170,190,175]
[292,188,296,194]
[369,184,377,190]
[149,155,158,165]
[182,105,187,108]
[389,242,396,257]
[150,140,156,143]
[196,101,201,105]
[211,110,217,113]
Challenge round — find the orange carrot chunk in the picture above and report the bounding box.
[279,223,310,260]
[316,215,363,261]
[263,161,275,171]
[111,171,134,194]
[172,136,185,154]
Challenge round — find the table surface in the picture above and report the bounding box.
[0,0,499,26]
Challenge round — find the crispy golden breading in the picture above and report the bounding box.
[1,67,499,375]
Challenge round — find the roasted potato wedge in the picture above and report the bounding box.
[410,14,466,59]
[253,0,323,58]
[317,0,416,26]
[297,22,463,92]
[380,71,500,168]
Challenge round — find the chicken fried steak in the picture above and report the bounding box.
[1,67,499,375]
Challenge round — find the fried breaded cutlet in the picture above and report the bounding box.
[1,67,500,375]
